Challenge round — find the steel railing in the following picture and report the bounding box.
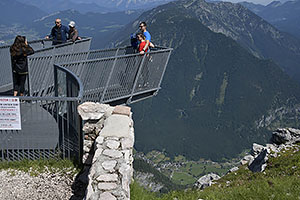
[0,37,172,162]
[0,37,91,92]
[27,46,172,104]
[0,64,83,161]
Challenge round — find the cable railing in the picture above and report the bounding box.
[0,37,92,92]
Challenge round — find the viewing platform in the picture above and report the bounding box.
[0,37,172,162]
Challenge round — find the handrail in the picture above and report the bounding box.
[1,64,83,101]
[32,37,92,55]
[31,47,173,65]
[0,37,91,49]
[0,37,92,92]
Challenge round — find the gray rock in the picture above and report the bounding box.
[96,136,104,145]
[249,149,268,172]
[266,143,278,154]
[101,115,131,138]
[84,140,93,149]
[194,173,220,189]
[98,182,118,190]
[102,160,117,172]
[83,122,97,133]
[121,138,134,150]
[99,192,117,200]
[111,190,128,199]
[92,148,103,164]
[87,191,101,200]
[96,174,118,182]
[240,155,254,165]
[103,149,123,159]
[78,102,110,120]
[271,128,300,145]
[227,166,239,173]
[105,140,120,150]
[251,143,265,156]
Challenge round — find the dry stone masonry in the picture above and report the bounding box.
[78,102,134,200]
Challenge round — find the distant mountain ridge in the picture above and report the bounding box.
[0,0,46,25]
[17,0,174,12]
[30,9,141,48]
[240,0,300,39]
[17,0,117,13]
[173,0,300,83]
[71,0,175,10]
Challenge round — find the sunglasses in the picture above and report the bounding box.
[55,22,61,24]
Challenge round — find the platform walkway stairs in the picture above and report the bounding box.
[0,37,172,162]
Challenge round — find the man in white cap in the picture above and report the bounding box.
[68,21,81,42]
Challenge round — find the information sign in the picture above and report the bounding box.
[0,97,21,130]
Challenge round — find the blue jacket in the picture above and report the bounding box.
[49,25,69,45]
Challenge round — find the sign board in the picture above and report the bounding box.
[0,97,21,130]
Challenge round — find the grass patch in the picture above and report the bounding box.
[0,159,80,177]
[132,145,300,200]
[172,172,196,185]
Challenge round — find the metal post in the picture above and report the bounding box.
[100,49,120,102]
[157,50,173,90]
[127,54,147,104]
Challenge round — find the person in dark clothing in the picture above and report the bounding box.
[10,35,34,96]
[46,18,69,45]
[68,21,81,42]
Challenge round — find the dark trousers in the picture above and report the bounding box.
[13,72,27,94]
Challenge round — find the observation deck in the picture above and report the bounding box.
[0,38,172,161]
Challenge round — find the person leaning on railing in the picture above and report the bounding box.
[45,18,69,45]
[68,21,81,42]
[138,21,155,55]
[136,33,148,54]
[10,35,34,96]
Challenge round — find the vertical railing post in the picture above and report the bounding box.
[127,54,147,104]
[100,49,119,102]
[157,50,172,90]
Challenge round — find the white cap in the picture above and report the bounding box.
[69,21,75,27]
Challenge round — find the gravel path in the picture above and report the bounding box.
[0,169,79,200]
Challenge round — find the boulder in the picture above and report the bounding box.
[251,143,265,156]
[271,128,300,145]
[194,173,220,189]
[78,102,111,120]
[240,155,254,165]
[248,149,268,172]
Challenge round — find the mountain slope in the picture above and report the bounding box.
[18,0,117,13]
[174,0,300,83]
[109,2,300,160]
[241,0,300,39]
[72,0,174,10]
[0,0,46,25]
[29,9,141,48]
[131,143,300,199]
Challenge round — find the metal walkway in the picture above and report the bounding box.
[0,38,172,161]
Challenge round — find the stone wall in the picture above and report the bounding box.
[78,103,134,200]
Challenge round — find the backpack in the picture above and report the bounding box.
[130,33,139,49]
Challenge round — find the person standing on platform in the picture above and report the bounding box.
[139,22,154,55]
[68,21,81,42]
[10,35,34,96]
[45,18,69,45]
